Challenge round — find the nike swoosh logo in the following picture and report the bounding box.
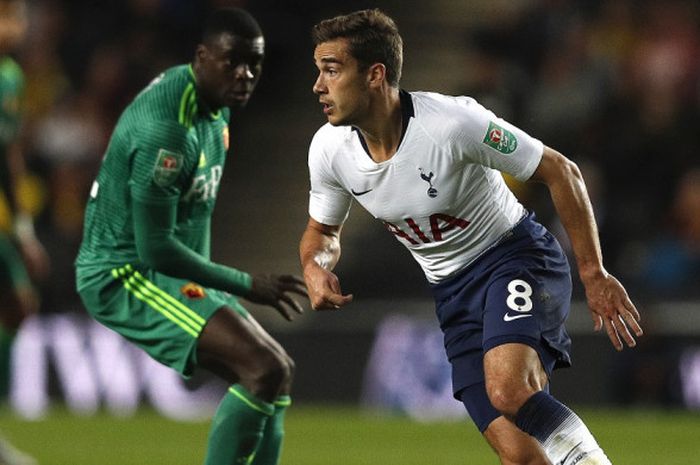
[503,313,533,322]
[351,188,373,196]
[559,441,584,465]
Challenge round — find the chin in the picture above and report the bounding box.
[327,115,348,127]
[226,99,249,110]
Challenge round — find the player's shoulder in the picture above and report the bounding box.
[409,91,497,146]
[126,64,195,128]
[411,91,486,125]
[309,123,355,159]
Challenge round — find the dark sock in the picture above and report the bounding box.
[515,391,609,465]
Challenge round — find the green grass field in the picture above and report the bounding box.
[1,405,698,464]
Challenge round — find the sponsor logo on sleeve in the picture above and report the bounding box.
[153,149,184,186]
[482,121,518,154]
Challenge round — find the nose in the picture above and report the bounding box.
[312,73,326,95]
[234,63,254,80]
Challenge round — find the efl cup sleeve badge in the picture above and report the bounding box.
[483,121,518,154]
[153,149,184,186]
[181,282,206,299]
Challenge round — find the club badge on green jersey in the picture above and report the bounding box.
[153,149,184,186]
[482,121,518,154]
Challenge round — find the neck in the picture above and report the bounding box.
[356,87,402,163]
[191,62,219,113]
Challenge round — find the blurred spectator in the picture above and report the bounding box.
[636,168,700,297]
[3,0,698,304]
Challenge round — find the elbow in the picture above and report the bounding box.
[561,156,583,183]
[533,147,583,185]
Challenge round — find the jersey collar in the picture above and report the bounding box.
[353,89,415,160]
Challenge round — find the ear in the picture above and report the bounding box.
[195,44,209,65]
[367,63,387,89]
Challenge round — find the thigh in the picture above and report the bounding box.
[196,306,287,381]
[79,264,236,377]
[483,343,548,407]
[482,259,572,375]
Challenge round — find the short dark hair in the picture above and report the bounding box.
[202,7,262,44]
[312,9,403,87]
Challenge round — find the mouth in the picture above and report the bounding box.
[231,90,251,100]
[226,90,252,106]
[320,101,333,115]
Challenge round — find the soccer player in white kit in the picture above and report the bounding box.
[299,9,643,465]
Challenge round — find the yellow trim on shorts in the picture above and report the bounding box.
[111,265,205,338]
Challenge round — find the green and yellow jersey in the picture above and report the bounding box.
[0,56,30,289]
[0,56,22,233]
[0,56,22,158]
[76,64,251,296]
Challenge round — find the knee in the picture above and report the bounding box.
[253,349,294,393]
[486,380,536,418]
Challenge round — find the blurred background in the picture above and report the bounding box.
[3,0,700,429]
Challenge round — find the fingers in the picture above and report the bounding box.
[621,306,643,338]
[279,275,310,297]
[311,291,353,310]
[603,317,623,351]
[598,307,641,351]
[613,314,636,349]
[621,299,643,336]
[587,275,643,350]
[325,292,353,309]
[273,296,304,322]
[275,302,293,322]
[280,293,304,315]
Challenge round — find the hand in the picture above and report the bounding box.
[303,263,353,310]
[583,271,643,351]
[246,274,307,321]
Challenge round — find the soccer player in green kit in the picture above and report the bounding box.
[0,1,49,464]
[76,8,307,465]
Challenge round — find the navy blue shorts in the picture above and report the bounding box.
[429,213,572,429]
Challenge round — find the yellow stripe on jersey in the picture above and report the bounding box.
[178,83,195,128]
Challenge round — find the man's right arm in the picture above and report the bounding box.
[299,217,353,310]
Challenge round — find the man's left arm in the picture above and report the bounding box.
[529,146,643,351]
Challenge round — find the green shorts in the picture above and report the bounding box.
[77,263,249,377]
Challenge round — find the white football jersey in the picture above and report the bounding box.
[308,91,544,283]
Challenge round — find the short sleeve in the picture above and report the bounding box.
[129,119,196,203]
[453,97,544,181]
[307,129,352,226]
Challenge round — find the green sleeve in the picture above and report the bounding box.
[131,191,252,296]
[128,119,252,296]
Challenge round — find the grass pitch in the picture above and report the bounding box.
[1,405,698,464]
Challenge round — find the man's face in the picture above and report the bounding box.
[313,38,370,127]
[195,32,264,110]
